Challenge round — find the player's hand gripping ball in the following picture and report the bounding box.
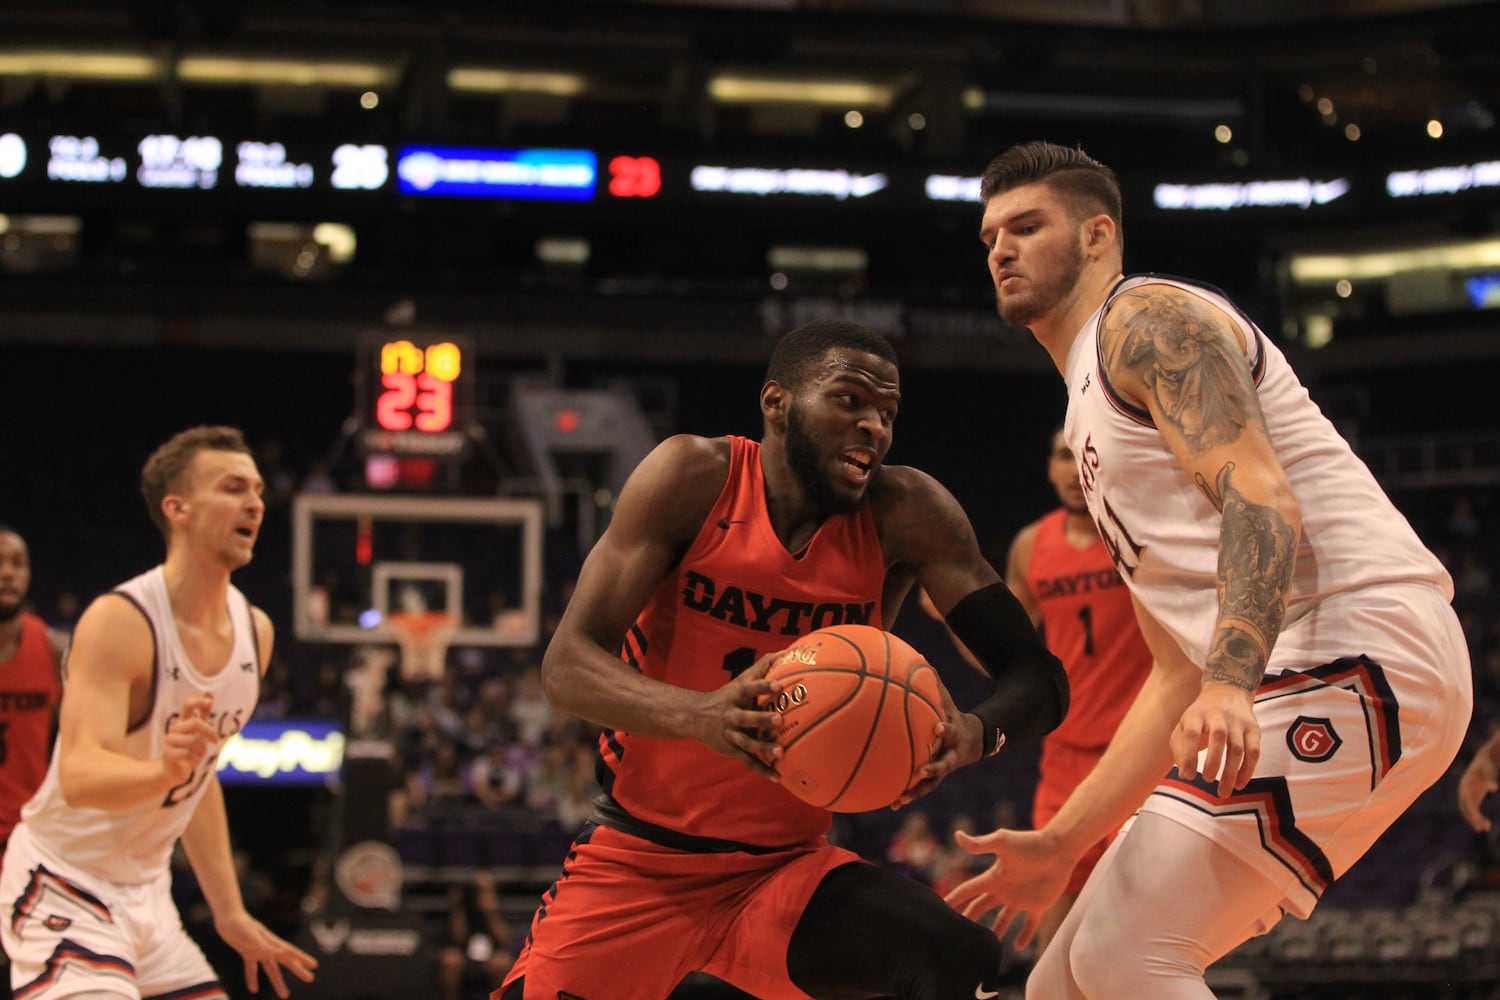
[766,624,943,813]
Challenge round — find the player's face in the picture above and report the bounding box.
[174,449,266,568]
[786,350,900,515]
[0,532,30,623]
[1046,432,1087,514]
[980,181,1087,329]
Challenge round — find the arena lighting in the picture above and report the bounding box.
[690,164,887,200]
[0,133,26,179]
[1154,177,1350,210]
[962,87,1244,121]
[1386,160,1500,197]
[767,246,868,272]
[447,68,586,96]
[1467,273,1500,309]
[1288,239,1500,283]
[0,50,162,80]
[925,174,981,203]
[312,222,357,263]
[176,56,397,88]
[536,236,591,265]
[707,75,893,108]
[5,214,79,236]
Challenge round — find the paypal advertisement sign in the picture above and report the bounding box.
[396,145,596,200]
[217,719,345,786]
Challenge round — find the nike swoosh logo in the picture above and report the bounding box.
[975,987,1001,999]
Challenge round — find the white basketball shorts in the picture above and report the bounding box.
[0,822,224,999]
[1143,581,1472,919]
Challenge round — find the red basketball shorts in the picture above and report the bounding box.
[1033,739,1116,895]
[498,823,863,1000]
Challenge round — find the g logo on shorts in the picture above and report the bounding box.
[1286,716,1342,763]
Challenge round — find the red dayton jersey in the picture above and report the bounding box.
[600,435,886,848]
[0,613,61,846]
[1027,509,1152,752]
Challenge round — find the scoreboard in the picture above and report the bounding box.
[356,336,472,459]
[1,126,1493,231]
[2,130,393,199]
[0,128,962,214]
[2,127,1496,243]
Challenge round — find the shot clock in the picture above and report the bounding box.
[357,336,472,459]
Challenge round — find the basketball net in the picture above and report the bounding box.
[386,611,457,683]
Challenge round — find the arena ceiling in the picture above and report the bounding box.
[1,0,1497,369]
[1,0,1497,170]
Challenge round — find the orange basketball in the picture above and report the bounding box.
[765,624,944,813]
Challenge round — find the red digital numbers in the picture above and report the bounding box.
[608,156,662,198]
[376,372,452,431]
[375,341,461,433]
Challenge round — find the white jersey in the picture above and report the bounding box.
[1062,274,1451,672]
[19,565,262,885]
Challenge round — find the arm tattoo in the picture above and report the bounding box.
[1207,463,1297,692]
[1105,288,1260,455]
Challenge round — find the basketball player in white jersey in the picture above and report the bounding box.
[944,141,1472,999]
[0,426,317,998]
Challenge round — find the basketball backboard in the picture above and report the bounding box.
[291,494,545,649]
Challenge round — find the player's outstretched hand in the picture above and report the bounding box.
[216,909,318,998]
[693,651,785,780]
[161,692,219,787]
[1459,737,1500,833]
[891,681,978,808]
[943,827,1073,952]
[1170,681,1260,798]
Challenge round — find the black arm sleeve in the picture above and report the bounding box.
[946,582,1069,751]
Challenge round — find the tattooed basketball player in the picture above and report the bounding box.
[946,141,1472,1000]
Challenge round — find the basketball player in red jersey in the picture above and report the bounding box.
[1003,430,1152,953]
[0,526,65,859]
[0,526,65,997]
[497,321,1069,1000]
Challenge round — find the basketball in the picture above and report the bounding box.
[765,624,944,813]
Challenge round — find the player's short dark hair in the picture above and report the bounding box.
[980,141,1123,245]
[766,320,898,389]
[141,426,253,539]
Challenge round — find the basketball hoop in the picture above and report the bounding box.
[386,611,458,683]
